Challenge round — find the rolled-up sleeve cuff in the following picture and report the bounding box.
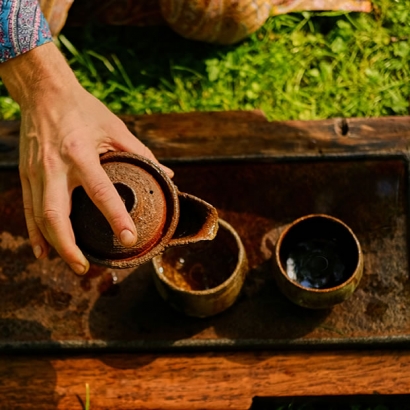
[0,0,53,63]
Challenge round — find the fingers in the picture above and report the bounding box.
[132,138,174,178]
[20,116,170,277]
[22,171,90,275]
[77,156,138,248]
[112,124,174,178]
[20,175,50,259]
[36,174,90,275]
[21,145,141,274]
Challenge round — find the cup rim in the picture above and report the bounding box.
[152,218,246,295]
[275,213,363,293]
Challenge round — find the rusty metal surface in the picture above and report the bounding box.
[0,156,409,351]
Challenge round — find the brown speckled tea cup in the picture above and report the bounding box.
[152,219,248,318]
[273,214,363,309]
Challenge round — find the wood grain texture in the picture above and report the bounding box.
[124,112,410,160]
[2,112,410,409]
[2,112,410,168]
[1,350,410,409]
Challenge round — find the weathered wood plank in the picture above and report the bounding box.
[123,112,410,159]
[2,112,410,167]
[1,350,410,409]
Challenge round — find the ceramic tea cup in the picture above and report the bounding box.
[273,214,363,309]
[152,219,248,318]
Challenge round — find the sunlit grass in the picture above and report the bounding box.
[0,0,409,121]
[85,383,90,410]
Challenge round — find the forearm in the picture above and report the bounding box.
[0,5,168,274]
[0,41,78,108]
[0,0,61,107]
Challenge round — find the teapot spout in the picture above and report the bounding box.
[168,192,219,247]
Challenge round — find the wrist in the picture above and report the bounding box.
[0,42,78,109]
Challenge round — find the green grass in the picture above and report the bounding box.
[0,0,409,121]
[85,383,90,410]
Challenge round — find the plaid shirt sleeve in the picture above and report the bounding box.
[0,0,52,63]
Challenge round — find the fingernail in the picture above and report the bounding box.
[70,262,88,276]
[33,245,42,259]
[120,229,137,247]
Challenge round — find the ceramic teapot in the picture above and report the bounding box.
[70,152,219,268]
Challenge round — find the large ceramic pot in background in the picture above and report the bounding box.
[159,0,272,44]
[70,152,219,269]
[41,0,372,44]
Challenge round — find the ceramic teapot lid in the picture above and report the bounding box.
[70,152,179,268]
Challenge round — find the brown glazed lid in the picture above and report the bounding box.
[70,152,179,268]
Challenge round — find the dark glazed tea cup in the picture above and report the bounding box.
[152,219,248,318]
[273,214,363,309]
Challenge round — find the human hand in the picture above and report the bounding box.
[0,42,172,275]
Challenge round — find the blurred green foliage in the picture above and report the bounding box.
[0,0,409,121]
